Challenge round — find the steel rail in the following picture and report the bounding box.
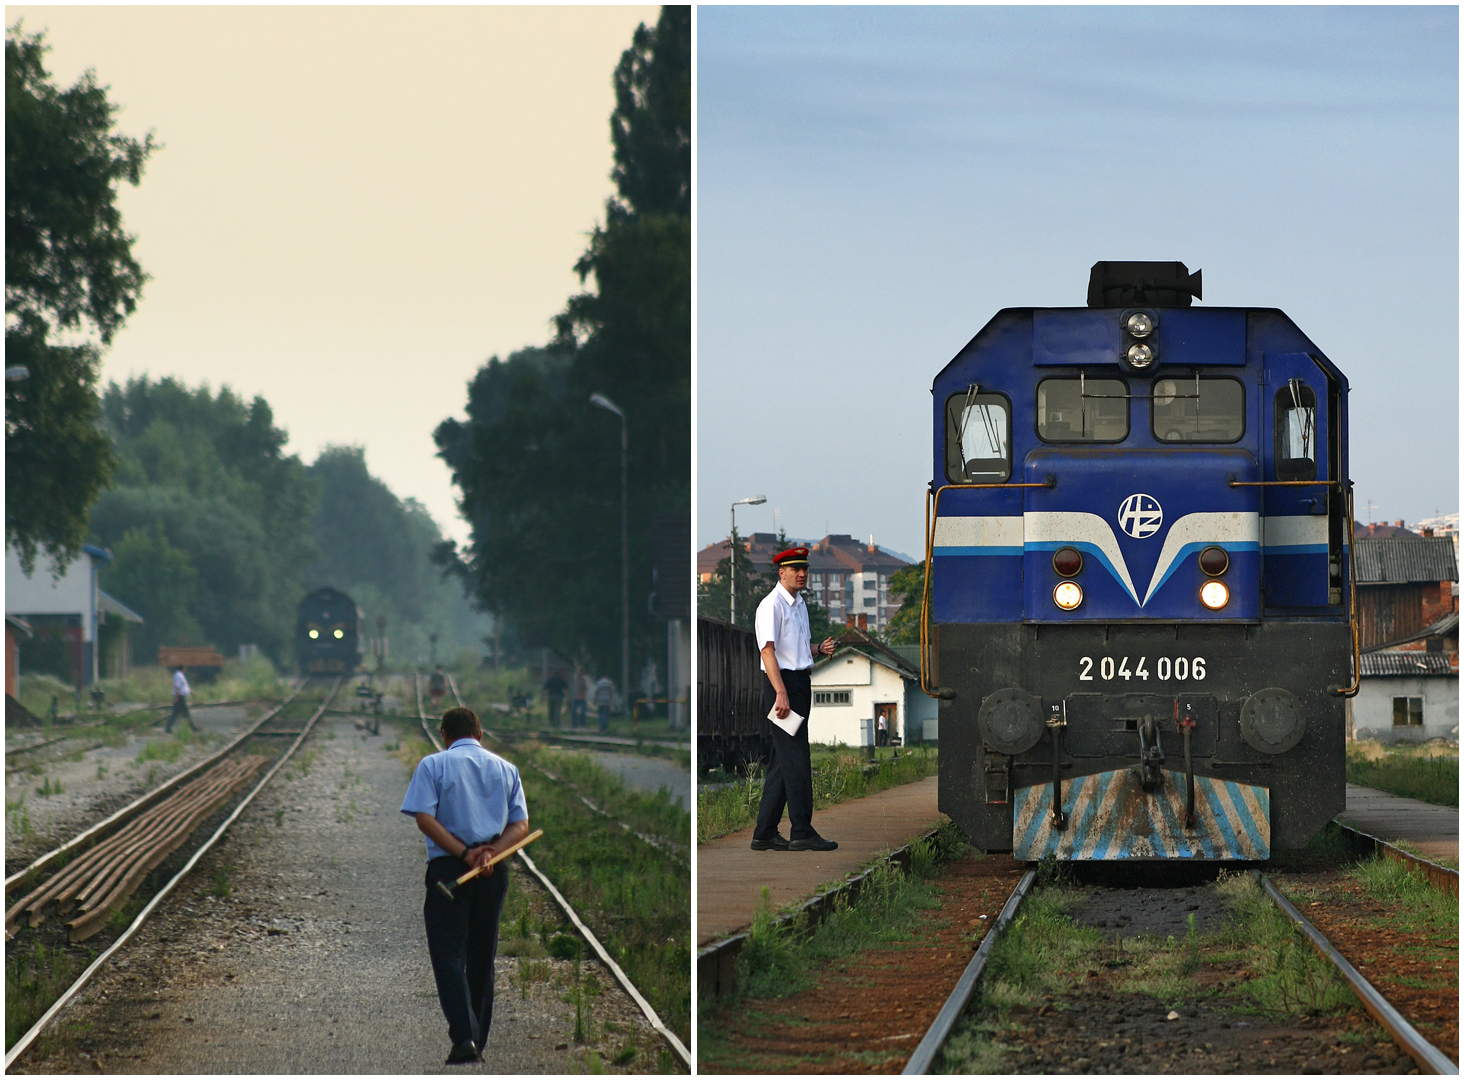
[4,676,341,1070]
[415,673,691,1070]
[902,869,1037,1075]
[5,678,310,894]
[1252,870,1457,1075]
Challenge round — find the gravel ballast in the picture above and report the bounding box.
[12,715,665,1074]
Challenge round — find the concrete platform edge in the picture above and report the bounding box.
[697,827,943,1000]
[1333,819,1460,896]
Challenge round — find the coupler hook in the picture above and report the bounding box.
[1137,714,1165,793]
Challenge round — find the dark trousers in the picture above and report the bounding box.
[597,704,610,731]
[570,700,586,727]
[424,855,511,1049]
[547,695,563,727]
[754,668,816,842]
[164,695,191,734]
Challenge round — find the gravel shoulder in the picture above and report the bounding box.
[12,715,664,1074]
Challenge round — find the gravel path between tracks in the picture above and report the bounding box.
[6,705,254,872]
[11,716,663,1074]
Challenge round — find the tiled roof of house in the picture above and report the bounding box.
[1353,537,1458,584]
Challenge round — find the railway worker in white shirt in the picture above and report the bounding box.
[751,546,837,852]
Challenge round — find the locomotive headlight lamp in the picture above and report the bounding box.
[309,629,319,639]
[1053,581,1084,610]
[1125,311,1154,338]
[333,628,344,639]
[1126,343,1155,369]
[1052,547,1083,577]
[1198,545,1230,576]
[1200,580,1230,610]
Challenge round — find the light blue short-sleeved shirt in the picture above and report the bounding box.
[400,738,529,861]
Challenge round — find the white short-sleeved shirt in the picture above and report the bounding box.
[173,670,190,697]
[755,582,813,672]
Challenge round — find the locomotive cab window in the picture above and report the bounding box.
[1275,381,1317,480]
[944,391,1011,483]
[1152,376,1244,443]
[1037,378,1127,442]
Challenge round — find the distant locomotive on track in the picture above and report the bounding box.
[297,587,365,675]
[921,261,1354,861]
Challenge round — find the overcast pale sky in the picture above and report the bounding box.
[697,6,1459,559]
[10,5,658,546]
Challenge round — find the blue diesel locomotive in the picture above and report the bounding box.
[921,262,1357,861]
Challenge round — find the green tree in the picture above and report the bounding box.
[102,523,202,661]
[437,7,689,675]
[6,25,156,572]
[695,529,774,628]
[89,378,316,663]
[883,561,925,645]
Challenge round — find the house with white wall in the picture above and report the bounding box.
[807,630,938,746]
[6,544,142,686]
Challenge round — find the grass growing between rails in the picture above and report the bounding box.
[935,872,1362,1073]
[1346,741,1457,807]
[5,939,92,1052]
[698,745,938,843]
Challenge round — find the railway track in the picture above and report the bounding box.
[417,672,692,1070]
[4,676,340,1069]
[904,863,1457,1075]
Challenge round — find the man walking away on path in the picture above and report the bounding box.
[592,675,615,732]
[402,706,529,1064]
[751,546,837,852]
[165,666,193,734]
[542,671,567,727]
[570,664,589,728]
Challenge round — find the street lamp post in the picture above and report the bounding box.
[730,496,766,626]
[590,393,629,717]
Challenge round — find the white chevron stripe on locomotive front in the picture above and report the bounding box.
[1024,512,1141,604]
[931,514,1023,554]
[1141,512,1260,605]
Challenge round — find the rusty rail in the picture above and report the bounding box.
[1334,821,1458,897]
[1254,870,1457,1075]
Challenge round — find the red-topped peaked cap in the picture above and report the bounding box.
[773,546,810,567]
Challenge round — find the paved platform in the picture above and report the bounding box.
[697,775,941,945]
[1339,783,1458,864]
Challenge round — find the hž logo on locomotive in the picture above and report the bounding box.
[1117,493,1163,539]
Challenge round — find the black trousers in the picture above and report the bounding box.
[164,695,190,734]
[423,855,511,1048]
[754,668,816,842]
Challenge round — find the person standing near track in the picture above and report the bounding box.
[592,674,615,732]
[751,546,837,852]
[402,706,529,1064]
[429,665,447,712]
[164,666,193,734]
[570,663,589,728]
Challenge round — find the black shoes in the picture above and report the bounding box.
[750,833,790,851]
[446,1041,481,1064]
[789,835,838,852]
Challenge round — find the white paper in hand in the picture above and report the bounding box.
[768,704,805,736]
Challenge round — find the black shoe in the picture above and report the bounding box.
[789,835,838,851]
[446,1041,481,1064]
[750,833,789,851]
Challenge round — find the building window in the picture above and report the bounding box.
[1392,696,1424,727]
[814,690,852,706]
[864,579,876,590]
[863,597,876,607]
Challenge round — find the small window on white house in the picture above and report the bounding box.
[1392,696,1424,727]
[864,580,877,590]
[814,690,852,706]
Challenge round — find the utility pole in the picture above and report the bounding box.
[591,393,630,713]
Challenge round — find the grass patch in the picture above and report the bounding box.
[1346,743,1457,807]
[494,740,690,1049]
[698,745,938,843]
[1348,854,1459,934]
[6,942,88,1051]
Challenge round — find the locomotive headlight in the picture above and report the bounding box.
[1126,343,1155,369]
[333,628,344,639]
[309,629,319,639]
[1126,311,1154,338]
[1053,581,1084,610]
[1200,580,1230,610]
